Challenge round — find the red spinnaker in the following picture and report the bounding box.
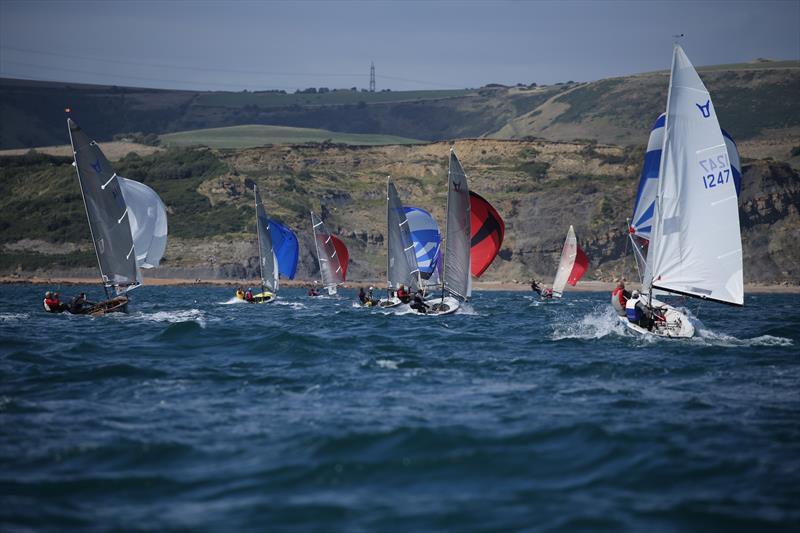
[331,235,349,281]
[568,246,588,286]
[469,191,505,277]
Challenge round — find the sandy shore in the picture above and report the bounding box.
[2,276,798,294]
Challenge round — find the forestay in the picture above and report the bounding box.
[442,150,471,300]
[254,185,278,292]
[648,45,743,306]
[118,177,168,269]
[387,179,420,291]
[68,118,139,294]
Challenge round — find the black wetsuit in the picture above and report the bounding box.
[410,294,429,314]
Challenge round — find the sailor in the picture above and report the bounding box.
[396,284,411,303]
[307,285,319,297]
[611,281,630,316]
[235,287,245,300]
[43,291,59,313]
[69,292,93,314]
[245,288,254,302]
[542,287,553,299]
[410,289,430,314]
[530,278,543,295]
[358,287,367,304]
[626,290,654,330]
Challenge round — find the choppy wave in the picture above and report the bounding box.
[0,285,798,531]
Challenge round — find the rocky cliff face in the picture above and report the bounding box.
[188,139,798,284]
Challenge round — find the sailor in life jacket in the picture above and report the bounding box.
[625,290,643,323]
[611,281,630,316]
[43,291,63,313]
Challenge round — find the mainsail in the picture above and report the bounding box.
[311,211,348,293]
[68,118,139,295]
[469,191,504,277]
[442,150,471,300]
[551,225,588,297]
[647,45,743,306]
[254,185,278,292]
[118,177,167,269]
[630,113,742,243]
[386,178,420,291]
[404,207,441,283]
[268,219,299,279]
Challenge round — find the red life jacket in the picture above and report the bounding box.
[612,287,627,307]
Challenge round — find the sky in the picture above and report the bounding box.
[1,0,798,92]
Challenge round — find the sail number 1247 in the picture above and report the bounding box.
[698,153,730,190]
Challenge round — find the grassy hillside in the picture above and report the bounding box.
[194,89,473,108]
[160,124,423,148]
[2,140,797,284]
[491,60,800,145]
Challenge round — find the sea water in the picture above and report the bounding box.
[1,284,798,531]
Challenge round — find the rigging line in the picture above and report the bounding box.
[1,45,364,78]
[0,59,277,90]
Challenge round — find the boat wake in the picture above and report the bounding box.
[275,300,306,310]
[551,305,626,341]
[219,297,246,305]
[692,327,793,347]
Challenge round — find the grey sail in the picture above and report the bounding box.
[67,118,139,294]
[254,185,278,292]
[442,150,471,300]
[386,178,420,291]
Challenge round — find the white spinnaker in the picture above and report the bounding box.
[552,225,577,297]
[649,45,743,305]
[118,177,168,269]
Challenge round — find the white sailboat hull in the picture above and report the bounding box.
[404,295,460,316]
[377,296,403,308]
[618,298,695,338]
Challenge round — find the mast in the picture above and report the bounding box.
[385,176,391,291]
[440,150,453,301]
[67,118,109,299]
[647,44,678,306]
[254,184,265,293]
[310,211,323,286]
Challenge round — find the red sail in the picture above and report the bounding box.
[568,246,588,286]
[469,191,505,277]
[331,235,349,281]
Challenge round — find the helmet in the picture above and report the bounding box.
[632,290,640,298]
[369,286,374,291]
[45,291,51,298]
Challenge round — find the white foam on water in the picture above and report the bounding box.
[130,309,209,327]
[551,305,626,341]
[0,313,30,322]
[274,300,306,310]
[219,297,246,305]
[455,302,478,316]
[692,325,793,348]
[375,359,400,370]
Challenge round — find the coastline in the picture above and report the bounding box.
[2,276,798,294]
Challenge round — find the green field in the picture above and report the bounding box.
[193,89,474,108]
[159,124,425,148]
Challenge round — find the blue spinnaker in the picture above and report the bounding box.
[404,207,441,280]
[269,219,298,279]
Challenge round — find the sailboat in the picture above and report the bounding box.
[240,184,287,303]
[310,211,349,296]
[409,149,503,316]
[620,44,744,338]
[377,177,421,308]
[63,117,168,316]
[550,225,588,297]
